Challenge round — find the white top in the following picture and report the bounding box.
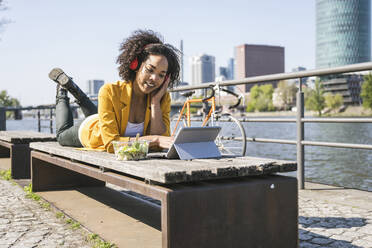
[78,114,144,144]
[124,121,144,137]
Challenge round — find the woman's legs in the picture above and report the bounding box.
[55,87,83,147]
[51,68,98,147]
[49,68,97,117]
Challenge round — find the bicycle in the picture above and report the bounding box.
[171,85,247,156]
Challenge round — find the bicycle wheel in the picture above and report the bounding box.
[213,114,246,156]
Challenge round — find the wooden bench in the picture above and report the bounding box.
[30,141,298,248]
[0,131,55,179]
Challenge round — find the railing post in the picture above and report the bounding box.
[297,78,305,190]
[49,108,53,134]
[0,106,6,131]
[37,110,41,132]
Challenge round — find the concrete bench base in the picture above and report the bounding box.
[31,150,298,248]
[0,131,55,179]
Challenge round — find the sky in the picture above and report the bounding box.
[0,0,321,106]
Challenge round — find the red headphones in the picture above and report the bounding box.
[129,58,139,70]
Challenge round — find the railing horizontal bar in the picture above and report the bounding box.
[239,118,296,123]
[302,118,372,123]
[301,140,372,150]
[232,136,371,149]
[170,62,372,92]
[245,137,297,145]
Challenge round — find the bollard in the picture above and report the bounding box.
[0,107,6,130]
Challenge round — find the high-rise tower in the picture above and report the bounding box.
[316,0,371,105]
[316,0,371,68]
[235,44,284,93]
[190,54,215,95]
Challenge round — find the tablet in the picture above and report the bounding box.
[166,126,222,160]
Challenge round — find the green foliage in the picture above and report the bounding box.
[246,102,255,112]
[305,80,325,116]
[276,80,297,110]
[0,90,20,107]
[0,169,11,180]
[56,212,65,219]
[0,90,21,118]
[87,233,117,248]
[246,84,275,112]
[24,183,41,201]
[325,93,343,110]
[361,73,372,109]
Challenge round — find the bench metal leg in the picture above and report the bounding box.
[162,176,298,248]
[0,144,10,158]
[32,156,105,192]
[11,144,30,179]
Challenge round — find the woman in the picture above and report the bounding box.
[49,29,180,153]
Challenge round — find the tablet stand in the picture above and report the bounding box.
[174,141,221,160]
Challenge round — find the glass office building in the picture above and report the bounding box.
[316,0,371,68]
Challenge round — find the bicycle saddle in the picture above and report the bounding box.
[180,90,195,98]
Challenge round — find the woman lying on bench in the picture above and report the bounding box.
[49,29,180,153]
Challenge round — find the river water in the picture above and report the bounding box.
[5,118,372,191]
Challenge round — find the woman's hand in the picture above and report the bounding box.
[140,135,173,149]
[151,75,170,105]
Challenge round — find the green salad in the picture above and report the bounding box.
[116,141,148,161]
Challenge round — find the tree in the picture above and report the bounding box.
[0,90,20,107]
[276,80,297,110]
[360,73,372,110]
[305,79,325,116]
[325,93,343,110]
[246,84,275,112]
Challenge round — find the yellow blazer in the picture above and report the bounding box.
[79,81,171,153]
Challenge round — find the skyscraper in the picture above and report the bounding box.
[235,44,285,93]
[227,58,234,80]
[87,79,104,97]
[190,54,215,95]
[316,0,371,105]
[316,0,371,68]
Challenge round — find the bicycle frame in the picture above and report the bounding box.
[171,96,216,137]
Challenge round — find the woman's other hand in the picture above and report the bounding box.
[140,135,173,149]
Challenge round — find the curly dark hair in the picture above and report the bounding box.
[116,29,181,89]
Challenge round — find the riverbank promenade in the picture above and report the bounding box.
[0,158,371,248]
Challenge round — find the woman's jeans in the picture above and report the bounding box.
[56,89,97,147]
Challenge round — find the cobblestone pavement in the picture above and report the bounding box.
[0,179,91,248]
[0,176,371,248]
[298,195,372,248]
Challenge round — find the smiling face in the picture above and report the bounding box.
[134,54,169,95]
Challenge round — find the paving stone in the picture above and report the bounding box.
[353,238,372,247]
[299,233,313,241]
[299,242,321,248]
[328,240,358,248]
[311,237,334,245]
[330,234,354,242]
[0,179,90,248]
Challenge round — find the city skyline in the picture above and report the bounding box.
[0,0,371,106]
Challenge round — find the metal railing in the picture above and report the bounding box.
[170,62,372,189]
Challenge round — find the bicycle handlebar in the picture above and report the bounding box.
[181,85,242,109]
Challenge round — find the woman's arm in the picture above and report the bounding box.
[149,77,170,135]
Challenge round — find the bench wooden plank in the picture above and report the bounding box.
[0,130,55,144]
[30,141,296,184]
[0,131,56,179]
